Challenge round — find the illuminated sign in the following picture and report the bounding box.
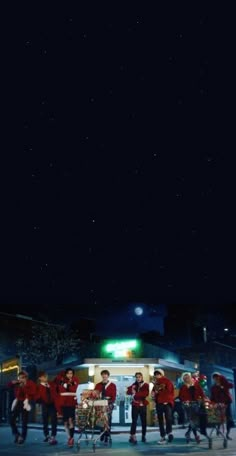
[102,340,141,358]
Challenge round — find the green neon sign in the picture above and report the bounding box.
[102,339,141,358]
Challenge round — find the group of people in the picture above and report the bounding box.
[7,367,234,447]
[8,368,114,447]
[125,369,234,445]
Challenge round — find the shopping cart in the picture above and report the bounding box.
[183,401,203,444]
[204,401,228,449]
[183,400,228,449]
[76,398,112,452]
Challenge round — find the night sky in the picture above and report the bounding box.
[1,5,235,321]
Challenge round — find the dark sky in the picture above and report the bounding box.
[1,4,235,319]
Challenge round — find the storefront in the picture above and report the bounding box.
[75,339,197,426]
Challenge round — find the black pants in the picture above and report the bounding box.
[42,403,57,437]
[130,405,147,436]
[156,403,172,437]
[226,404,234,433]
[10,401,29,441]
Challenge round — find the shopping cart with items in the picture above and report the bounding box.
[183,400,228,449]
[76,398,112,452]
[183,401,204,444]
[204,401,228,449]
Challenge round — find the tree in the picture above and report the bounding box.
[15,322,82,366]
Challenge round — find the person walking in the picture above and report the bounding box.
[127,372,149,444]
[36,371,58,445]
[94,369,117,443]
[8,370,36,444]
[152,369,175,444]
[211,372,234,440]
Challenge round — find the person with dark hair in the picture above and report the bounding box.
[94,370,116,443]
[8,371,37,444]
[152,369,175,444]
[36,371,58,445]
[127,372,149,444]
[211,372,234,440]
[55,368,79,447]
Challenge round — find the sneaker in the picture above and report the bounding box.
[129,436,137,444]
[104,436,108,445]
[49,437,57,445]
[17,436,24,444]
[168,434,174,443]
[44,435,50,442]
[195,435,201,444]
[226,433,232,440]
[142,436,146,442]
[14,434,20,444]
[68,437,74,447]
[158,437,167,444]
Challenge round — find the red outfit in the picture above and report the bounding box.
[152,377,174,407]
[211,375,233,404]
[179,382,205,402]
[94,381,117,403]
[36,381,57,405]
[127,381,149,406]
[8,379,36,401]
[55,372,79,407]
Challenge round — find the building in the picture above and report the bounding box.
[0,338,196,426]
[46,338,197,426]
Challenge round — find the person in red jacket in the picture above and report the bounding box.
[151,369,174,444]
[94,370,117,443]
[179,372,206,443]
[54,368,79,447]
[210,372,234,440]
[8,370,37,444]
[36,371,58,445]
[127,372,149,444]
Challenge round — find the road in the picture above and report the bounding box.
[0,426,235,455]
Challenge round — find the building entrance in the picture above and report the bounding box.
[109,374,134,425]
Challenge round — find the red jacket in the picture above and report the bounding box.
[55,372,79,407]
[127,381,149,406]
[179,382,205,402]
[211,375,233,404]
[36,381,57,405]
[94,381,117,403]
[8,379,36,401]
[152,377,174,407]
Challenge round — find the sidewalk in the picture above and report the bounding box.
[0,425,236,455]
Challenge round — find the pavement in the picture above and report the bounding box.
[0,424,236,455]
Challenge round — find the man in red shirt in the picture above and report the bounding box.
[179,372,206,442]
[94,369,117,444]
[55,368,79,447]
[152,369,174,444]
[8,370,36,444]
[127,372,149,444]
[36,371,58,445]
[211,372,234,440]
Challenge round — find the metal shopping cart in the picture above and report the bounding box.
[183,401,203,444]
[183,400,228,449]
[204,401,228,449]
[76,398,112,452]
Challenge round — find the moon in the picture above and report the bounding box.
[134,306,143,316]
